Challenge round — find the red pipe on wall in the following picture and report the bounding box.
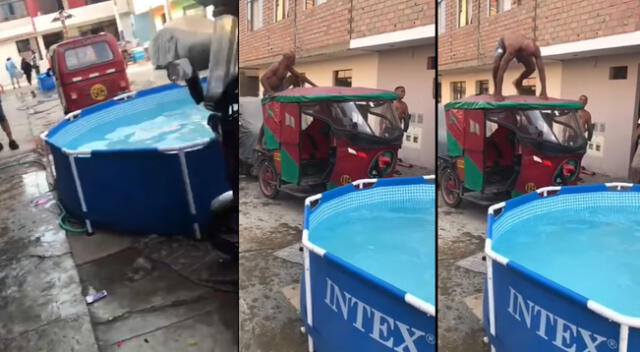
[24,0,39,17]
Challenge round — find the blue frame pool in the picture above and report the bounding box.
[300,176,436,352]
[484,183,640,352]
[42,83,229,237]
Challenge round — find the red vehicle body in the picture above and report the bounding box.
[439,95,587,207]
[256,87,407,198]
[49,33,130,114]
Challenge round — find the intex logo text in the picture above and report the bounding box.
[507,286,617,352]
[323,278,434,352]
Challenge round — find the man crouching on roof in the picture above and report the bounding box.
[260,51,317,97]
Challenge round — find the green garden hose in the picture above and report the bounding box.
[55,202,87,233]
[0,160,48,171]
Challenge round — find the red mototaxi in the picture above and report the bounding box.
[49,32,130,114]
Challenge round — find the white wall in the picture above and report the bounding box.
[293,53,379,89]
[119,15,134,41]
[561,53,640,178]
[257,53,379,95]
[131,0,165,15]
[377,45,435,169]
[0,17,34,41]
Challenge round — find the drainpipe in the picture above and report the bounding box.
[533,0,538,42]
[348,0,353,40]
[293,0,297,54]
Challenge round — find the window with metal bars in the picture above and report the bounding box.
[306,0,327,10]
[451,81,466,100]
[247,0,263,31]
[275,0,287,21]
[0,0,27,22]
[334,69,352,87]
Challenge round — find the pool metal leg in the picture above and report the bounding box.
[69,154,92,234]
[619,325,628,352]
[486,254,496,352]
[178,150,201,239]
[303,240,314,352]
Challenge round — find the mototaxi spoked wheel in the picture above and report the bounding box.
[258,158,280,199]
[440,167,462,208]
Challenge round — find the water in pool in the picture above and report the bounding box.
[493,203,640,316]
[66,100,213,151]
[310,199,435,304]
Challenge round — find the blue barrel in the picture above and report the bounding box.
[132,49,145,62]
[38,73,56,92]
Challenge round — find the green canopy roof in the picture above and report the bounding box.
[444,95,583,110]
[261,87,397,104]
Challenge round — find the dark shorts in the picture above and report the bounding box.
[494,38,505,60]
[262,82,289,98]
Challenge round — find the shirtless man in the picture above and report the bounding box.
[260,51,316,96]
[578,94,593,140]
[393,86,409,118]
[492,33,548,101]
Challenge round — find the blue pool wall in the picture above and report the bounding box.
[300,176,436,352]
[483,183,640,352]
[45,82,229,237]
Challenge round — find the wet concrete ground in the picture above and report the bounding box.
[239,166,432,352]
[0,62,236,351]
[436,172,626,352]
[0,155,99,351]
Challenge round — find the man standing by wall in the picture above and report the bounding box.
[578,94,593,140]
[393,86,410,129]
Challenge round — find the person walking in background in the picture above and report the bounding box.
[21,57,33,86]
[5,57,20,89]
[30,49,40,75]
[0,96,19,152]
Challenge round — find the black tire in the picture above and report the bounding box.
[239,160,253,177]
[258,159,280,199]
[440,167,462,208]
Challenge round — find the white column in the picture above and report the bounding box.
[112,0,124,40]
[163,0,172,21]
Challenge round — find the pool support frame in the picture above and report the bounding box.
[484,182,640,352]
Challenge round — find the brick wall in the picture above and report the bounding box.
[239,0,296,67]
[536,0,640,46]
[351,0,434,39]
[241,0,436,67]
[295,0,352,53]
[439,0,640,70]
